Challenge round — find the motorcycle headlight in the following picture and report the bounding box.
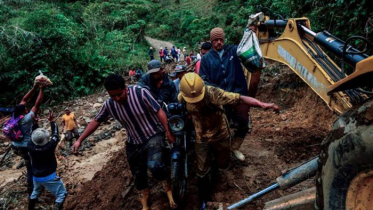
[168,116,185,132]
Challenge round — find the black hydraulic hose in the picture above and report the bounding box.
[302,39,340,82]
[301,38,362,104]
[308,36,366,103]
[306,40,362,104]
[306,38,365,103]
[304,37,344,79]
[341,36,373,75]
[357,88,373,95]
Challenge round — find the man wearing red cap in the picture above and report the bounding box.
[199,27,249,161]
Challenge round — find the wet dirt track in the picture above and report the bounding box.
[0,66,337,210]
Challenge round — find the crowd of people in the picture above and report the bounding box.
[6,26,279,210]
[156,45,199,64]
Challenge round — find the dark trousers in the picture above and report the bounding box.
[126,134,168,190]
[13,146,33,194]
[225,104,250,150]
[195,138,230,177]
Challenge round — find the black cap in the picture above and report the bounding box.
[147,60,162,74]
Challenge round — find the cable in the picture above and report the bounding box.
[341,36,373,74]
[301,37,364,104]
[303,37,364,103]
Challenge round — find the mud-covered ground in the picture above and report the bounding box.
[0,65,337,210]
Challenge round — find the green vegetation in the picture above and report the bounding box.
[148,0,372,47]
[0,0,152,105]
[1,0,371,106]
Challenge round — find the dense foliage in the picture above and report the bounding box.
[148,0,372,48]
[0,0,152,106]
[1,0,372,106]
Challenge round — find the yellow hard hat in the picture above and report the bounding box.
[179,73,205,103]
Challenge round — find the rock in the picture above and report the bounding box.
[114,122,122,130]
[43,109,50,115]
[83,105,91,110]
[280,114,287,121]
[275,128,281,131]
[79,118,88,126]
[98,97,104,103]
[97,132,106,140]
[94,136,101,142]
[88,108,97,118]
[93,103,102,109]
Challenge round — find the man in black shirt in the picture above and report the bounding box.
[138,60,178,104]
[28,111,67,210]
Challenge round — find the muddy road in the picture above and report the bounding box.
[0,64,337,210]
[145,36,174,53]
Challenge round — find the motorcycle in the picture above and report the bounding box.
[164,55,175,64]
[165,102,195,205]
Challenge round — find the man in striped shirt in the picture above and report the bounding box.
[71,74,177,210]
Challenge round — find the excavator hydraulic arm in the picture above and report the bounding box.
[256,17,370,114]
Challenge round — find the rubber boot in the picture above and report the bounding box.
[231,137,245,161]
[161,179,178,209]
[198,176,211,210]
[53,202,64,210]
[28,199,37,210]
[233,150,245,161]
[138,188,150,210]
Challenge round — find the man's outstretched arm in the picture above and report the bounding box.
[31,86,45,113]
[20,84,38,105]
[240,95,279,113]
[71,119,100,153]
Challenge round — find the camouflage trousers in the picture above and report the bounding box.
[195,138,230,177]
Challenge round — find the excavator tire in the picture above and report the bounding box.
[316,99,373,210]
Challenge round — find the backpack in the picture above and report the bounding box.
[3,114,24,141]
[171,48,177,56]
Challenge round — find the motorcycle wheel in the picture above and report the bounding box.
[171,160,187,206]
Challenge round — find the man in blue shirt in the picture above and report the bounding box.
[138,60,178,104]
[11,83,45,196]
[199,27,249,161]
[173,65,188,93]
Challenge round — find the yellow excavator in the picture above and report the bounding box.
[229,13,373,210]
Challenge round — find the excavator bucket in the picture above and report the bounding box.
[328,56,373,93]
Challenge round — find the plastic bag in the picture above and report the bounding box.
[237,28,265,72]
[35,70,53,86]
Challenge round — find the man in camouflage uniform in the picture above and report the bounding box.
[178,73,279,210]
